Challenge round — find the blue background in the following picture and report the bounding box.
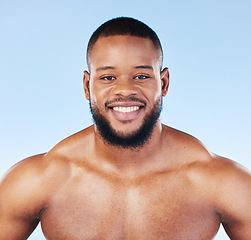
[0,0,250,239]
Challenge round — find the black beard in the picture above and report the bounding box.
[89,97,162,149]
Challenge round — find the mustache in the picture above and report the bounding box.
[105,96,147,108]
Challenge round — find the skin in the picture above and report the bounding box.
[0,35,251,240]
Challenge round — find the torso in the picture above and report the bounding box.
[35,126,222,239]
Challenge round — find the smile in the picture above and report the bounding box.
[112,106,140,113]
[107,104,144,122]
[106,99,146,122]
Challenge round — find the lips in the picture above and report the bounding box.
[106,101,145,122]
[113,106,140,113]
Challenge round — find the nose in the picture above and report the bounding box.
[112,78,139,97]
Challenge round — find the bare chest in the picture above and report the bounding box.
[40,172,220,240]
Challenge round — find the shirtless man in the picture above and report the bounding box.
[0,17,251,240]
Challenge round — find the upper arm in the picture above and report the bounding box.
[0,154,46,239]
[214,158,251,239]
[0,213,39,240]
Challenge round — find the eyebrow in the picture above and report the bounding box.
[96,66,115,71]
[134,65,153,70]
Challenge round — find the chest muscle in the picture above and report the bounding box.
[40,172,220,240]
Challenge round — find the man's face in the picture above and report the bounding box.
[84,35,169,148]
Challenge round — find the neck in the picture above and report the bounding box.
[92,120,165,176]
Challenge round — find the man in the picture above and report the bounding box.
[0,17,250,240]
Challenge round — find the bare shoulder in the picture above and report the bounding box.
[0,154,50,221]
[194,155,251,239]
[0,126,94,219]
[0,153,49,194]
[0,128,95,239]
[208,155,251,218]
[163,125,251,238]
[163,125,251,208]
[164,125,250,190]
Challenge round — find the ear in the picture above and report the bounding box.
[83,70,90,100]
[160,67,169,97]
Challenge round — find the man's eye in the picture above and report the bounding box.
[135,75,148,80]
[101,76,115,81]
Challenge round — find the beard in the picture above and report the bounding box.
[89,96,162,149]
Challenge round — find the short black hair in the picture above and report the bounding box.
[86,17,163,69]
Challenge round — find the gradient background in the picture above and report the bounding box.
[0,0,250,239]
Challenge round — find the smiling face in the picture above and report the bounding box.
[84,35,169,148]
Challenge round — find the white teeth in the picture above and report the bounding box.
[113,106,140,113]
